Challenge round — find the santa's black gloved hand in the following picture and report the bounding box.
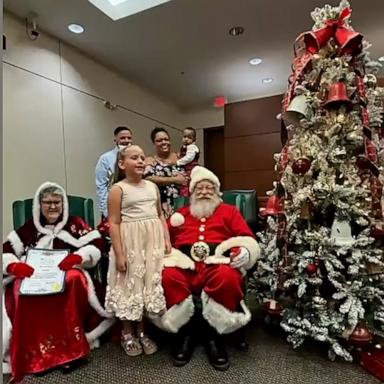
[229,247,250,269]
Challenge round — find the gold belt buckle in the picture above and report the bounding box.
[190,241,210,262]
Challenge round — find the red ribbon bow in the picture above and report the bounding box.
[302,7,362,55]
[325,7,352,29]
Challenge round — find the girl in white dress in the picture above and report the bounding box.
[106,145,171,356]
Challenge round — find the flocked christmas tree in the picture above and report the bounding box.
[249,0,384,361]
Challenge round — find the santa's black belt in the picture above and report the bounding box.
[178,243,230,262]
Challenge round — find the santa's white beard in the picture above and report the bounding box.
[190,194,222,219]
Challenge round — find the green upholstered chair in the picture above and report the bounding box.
[222,190,259,231]
[173,190,259,231]
[12,195,95,230]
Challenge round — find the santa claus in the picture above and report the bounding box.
[153,166,260,370]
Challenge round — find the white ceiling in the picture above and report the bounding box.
[4,0,384,111]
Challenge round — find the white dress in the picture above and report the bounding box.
[105,180,166,321]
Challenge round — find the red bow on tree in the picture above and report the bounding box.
[301,7,362,55]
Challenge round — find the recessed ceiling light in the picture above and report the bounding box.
[68,23,85,34]
[262,77,273,84]
[378,56,384,62]
[249,58,262,66]
[229,26,244,36]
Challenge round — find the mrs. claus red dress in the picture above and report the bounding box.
[2,182,114,382]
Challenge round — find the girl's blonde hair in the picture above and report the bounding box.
[112,145,145,184]
[113,147,129,184]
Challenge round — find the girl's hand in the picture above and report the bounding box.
[116,256,127,273]
[164,239,172,255]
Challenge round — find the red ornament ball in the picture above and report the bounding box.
[349,324,373,347]
[292,158,311,175]
[306,263,317,275]
[371,226,384,240]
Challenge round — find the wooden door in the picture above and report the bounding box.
[204,126,225,189]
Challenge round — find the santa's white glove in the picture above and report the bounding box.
[230,247,250,269]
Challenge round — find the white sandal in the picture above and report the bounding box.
[138,332,158,355]
[121,333,143,356]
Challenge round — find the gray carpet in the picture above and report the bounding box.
[7,325,380,384]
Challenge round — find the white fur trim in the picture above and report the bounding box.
[2,294,12,372]
[7,231,24,257]
[33,181,69,236]
[201,291,251,334]
[204,255,230,265]
[163,248,195,270]
[76,245,101,268]
[56,230,101,248]
[150,295,194,333]
[170,212,185,227]
[35,234,55,249]
[81,270,114,319]
[189,166,220,193]
[3,276,16,287]
[35,230,101,250]
[85,318,116,349]
[214,236,260,270]
[3,362,11,374]
[2,253,20,274]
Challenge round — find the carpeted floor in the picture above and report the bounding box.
[5,324,380,384]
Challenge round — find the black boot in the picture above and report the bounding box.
[172,321,196,367]
[202,321,229,371]
[228,327,248,351]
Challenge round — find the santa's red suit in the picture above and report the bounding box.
[2,182,114,381]
[153,202,260,334]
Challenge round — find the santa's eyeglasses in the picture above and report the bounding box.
[195,185,215,192]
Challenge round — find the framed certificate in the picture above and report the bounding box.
[19,248,69,296]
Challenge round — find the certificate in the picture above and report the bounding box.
[19,249,69,295]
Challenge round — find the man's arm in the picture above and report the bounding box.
[95,155,110,218]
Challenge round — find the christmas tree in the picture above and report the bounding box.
[249,0,384,361]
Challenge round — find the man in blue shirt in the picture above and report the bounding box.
[95,126,133,219]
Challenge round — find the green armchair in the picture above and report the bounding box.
[12,195,95,230]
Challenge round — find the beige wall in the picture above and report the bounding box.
[183,107,225,164]
[3,13,225,236]
[3,13,198,236]
[183,108,224,130]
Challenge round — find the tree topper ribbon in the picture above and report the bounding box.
[300,7,362,55]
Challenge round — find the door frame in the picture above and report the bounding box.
[203,125,224,165]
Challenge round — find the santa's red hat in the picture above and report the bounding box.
[189,166,221,193]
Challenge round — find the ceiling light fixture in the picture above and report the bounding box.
[249,58,262,66]
[378,56,384,62]
[68,23,85,34]
[262,77,273,84]
[229,26,244,36]
[88,0,174,21]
